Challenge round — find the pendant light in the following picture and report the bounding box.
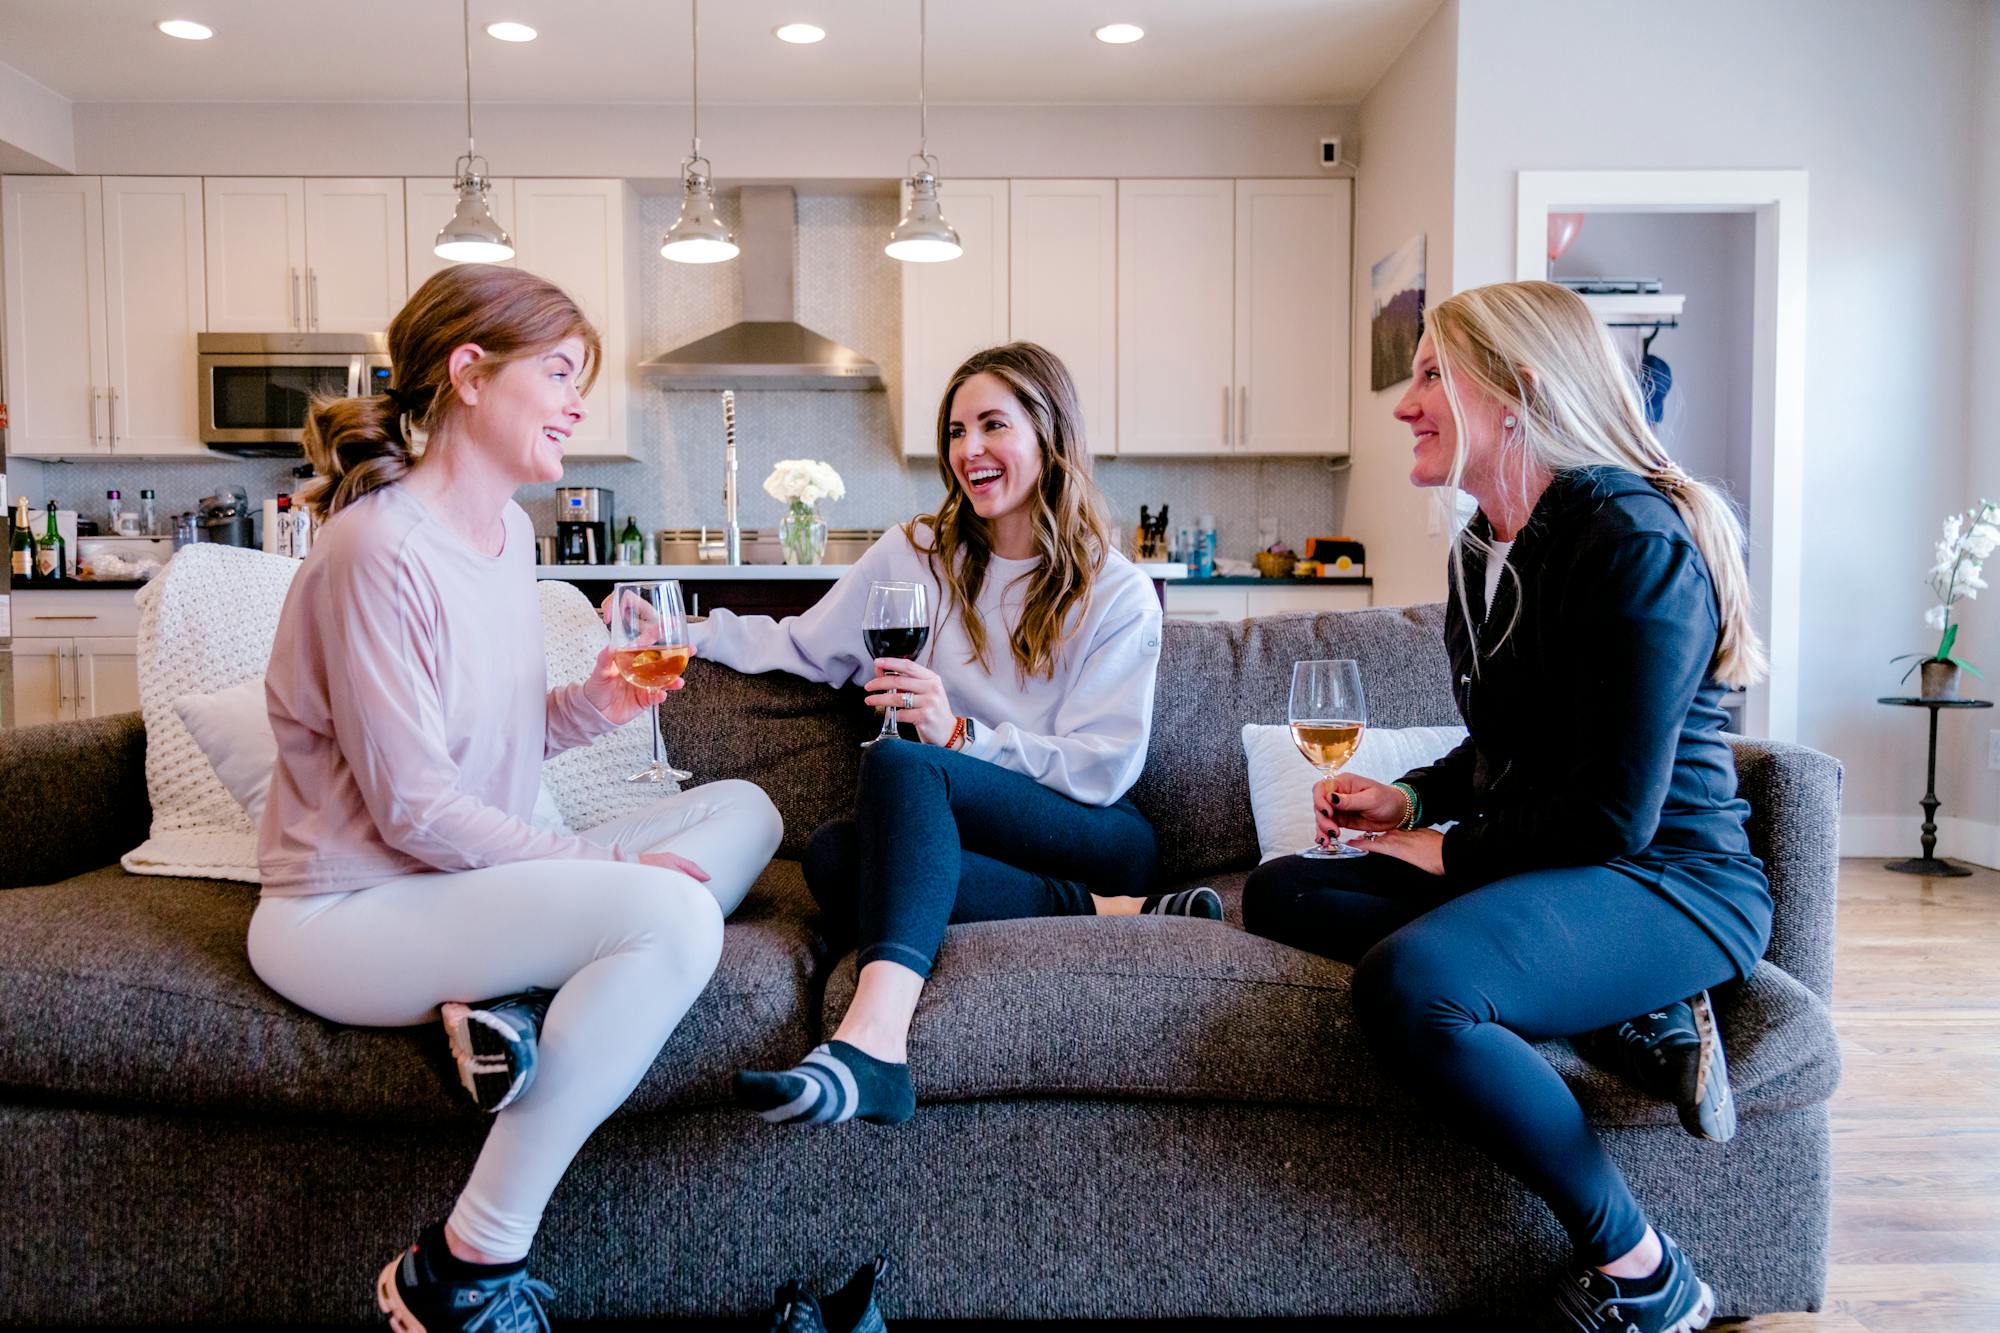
[886,0,962,263]
[662,0,739,263]
[434,0,515,263]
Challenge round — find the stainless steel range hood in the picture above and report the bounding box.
[640,185,883,391]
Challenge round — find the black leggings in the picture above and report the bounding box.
[1243,851,1738,1265]
[804,740,1158,979]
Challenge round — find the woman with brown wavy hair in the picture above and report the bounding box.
[693,341,1208,1128]
[250,263,780,1332]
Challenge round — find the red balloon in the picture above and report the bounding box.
[1547,212,1586,263]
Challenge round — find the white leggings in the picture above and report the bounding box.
[247,780,783,1260]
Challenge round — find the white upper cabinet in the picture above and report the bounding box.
[1009,180,1116,454]
[511,179,633,459]
[303,178,407,333]
[1117,179,1235,456]
[1235,179,1351,455]
[204,178,405,333]
[2,176,109,456]
[900,179,1009,458]
[102,177,208,455]
[203,178,307,332]
[405,177,516,293]
[3,175,209,458]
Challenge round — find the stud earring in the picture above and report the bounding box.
[1503,415,1518,429]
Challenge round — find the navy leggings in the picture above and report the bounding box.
[803,740,1158,979]
[1242,850,1738,1265]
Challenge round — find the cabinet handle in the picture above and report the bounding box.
[1221,386,1231,448]
[290,268,301,330]
[57,644,73,715]
[1239,386,1249,448]
[32,614,100,621]
[88,385,99,448]
[309,268,320,330]
[109,386,119,450]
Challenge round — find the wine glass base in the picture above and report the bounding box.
[627,764,692,783]
[859,732,904,748]
[1298,841,1367,860]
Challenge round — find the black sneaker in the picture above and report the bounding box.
[820,1256,889,1333]
[1549,1232,1715,1332]
[440,988,553,1113]
[1578,990,1736,1142]
[765,1278,828,1333]
[375,1236,554,1333]
[1142,886,1224,920]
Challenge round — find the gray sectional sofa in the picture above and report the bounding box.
[0,606,1843,1324]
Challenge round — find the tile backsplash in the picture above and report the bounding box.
[24,192,1346,564]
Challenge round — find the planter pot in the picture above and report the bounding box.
[779,503,828,566]
[1919,659,1961,700]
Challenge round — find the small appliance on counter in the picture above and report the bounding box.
[197,488,258,548]
[555,487,613,564]
[1304,537,1366,577]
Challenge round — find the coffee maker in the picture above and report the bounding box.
[554,487,613,565]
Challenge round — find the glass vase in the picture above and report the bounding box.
[779,501,828,565]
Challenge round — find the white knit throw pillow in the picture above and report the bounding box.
[123,544,675,883]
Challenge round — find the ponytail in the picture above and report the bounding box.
[297,392,419,523]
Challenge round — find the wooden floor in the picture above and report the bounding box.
[1712,859,2000,1333]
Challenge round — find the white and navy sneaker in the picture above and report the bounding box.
[1549,1232,1715,1333]
[440,988,552,1114]
[1142,886,1224,920]
[376,1235,554,1333]
[1579,990,1737,1142]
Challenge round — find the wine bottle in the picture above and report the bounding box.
[35,499,65,580]
[619,515,644,566]
[10,496,35,581]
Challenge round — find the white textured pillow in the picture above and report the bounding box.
[1241,722,1469,863]
[174,673,570,835]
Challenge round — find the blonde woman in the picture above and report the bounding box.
[693,342,1198,1128]
[1243,281,1770,1333]
[250,264,781,1332]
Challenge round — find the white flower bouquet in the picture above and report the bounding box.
[1894,498,1998,688]
[762,459,846,509]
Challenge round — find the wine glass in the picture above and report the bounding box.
[608,580,694,783]
[862,581,930,747]
[1289,659,1368,859]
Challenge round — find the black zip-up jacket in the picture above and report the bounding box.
[1398,465,1773,978]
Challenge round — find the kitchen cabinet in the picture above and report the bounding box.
[900,179,1008,457]
[511,179,634,459]
[1009,180,1116,453]
[2,175,209,458]
[10,590,142,725]
[1118,178,1352,457]
[1165,582,1373,620]
[204,177,406,334]
[405,176,516,291]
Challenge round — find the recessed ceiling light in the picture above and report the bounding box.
[1094,23,1145,44]
[485,21,538,43]
[155,19,214,41]
[773,23,826,45]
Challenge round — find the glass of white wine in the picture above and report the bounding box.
[608,580,694,783]
[1289,658,1367,860]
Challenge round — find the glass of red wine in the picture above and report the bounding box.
[862,580,930,747]
[608,580,694,782]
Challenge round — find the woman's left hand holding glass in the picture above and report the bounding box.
[865,657,956,746]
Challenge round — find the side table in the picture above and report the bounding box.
[1876,695,1994,876]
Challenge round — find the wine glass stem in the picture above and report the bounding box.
[882,670,899,739]
[650,701,664,769]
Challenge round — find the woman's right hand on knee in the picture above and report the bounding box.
[640,849,711,882]
[1315,775,1407,836]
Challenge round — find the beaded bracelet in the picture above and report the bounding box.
[1391,781,1423,831]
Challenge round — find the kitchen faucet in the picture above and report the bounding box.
[722,389,742,565]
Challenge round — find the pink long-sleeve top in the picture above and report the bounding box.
[258,484,625,897]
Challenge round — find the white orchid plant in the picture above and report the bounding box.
[762,459,846,510]
[1894,499,1999,683]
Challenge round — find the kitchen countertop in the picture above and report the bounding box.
[13,579,149,591]
[535,563,1191,581]
[1181,574,1373,586]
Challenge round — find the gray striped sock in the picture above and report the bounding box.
[1143,886,1223,920]
[733,1040,917,1126]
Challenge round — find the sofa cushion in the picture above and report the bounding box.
[820,873,1841,1126]
[0,861,827,1121]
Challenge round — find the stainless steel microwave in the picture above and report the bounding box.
[197,332,392,455]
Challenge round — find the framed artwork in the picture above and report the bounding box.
[1370,233,1427,392]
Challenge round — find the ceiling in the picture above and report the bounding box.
[0,0,1438,106]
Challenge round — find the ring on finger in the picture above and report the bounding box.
[900,690,914,708]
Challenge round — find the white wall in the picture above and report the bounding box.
[0,59,73,174]
[70,101,1356,181]
[1451,0,1987,840]
[1346,0,1457,610]
[1553,212,1756,517]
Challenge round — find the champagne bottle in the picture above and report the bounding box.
[10,496,35,581]
[35,500,65,580]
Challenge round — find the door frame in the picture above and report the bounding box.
[1515,169,1808,742]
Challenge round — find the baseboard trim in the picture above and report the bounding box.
[1840,814,2000,869]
